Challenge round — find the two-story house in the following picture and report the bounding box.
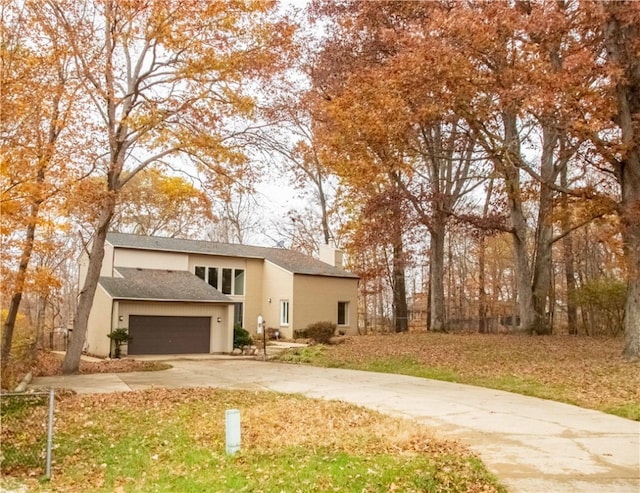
[81,232,359,357]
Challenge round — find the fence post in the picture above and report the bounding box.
[45,388,54,479]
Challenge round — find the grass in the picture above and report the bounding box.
[1,388,505,493]
[604,403,640,421]
[275,332,640,421]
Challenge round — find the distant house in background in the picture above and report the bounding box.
[408,292,428,331]
[80,233,359,357]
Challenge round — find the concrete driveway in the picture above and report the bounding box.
[30,358,640,493]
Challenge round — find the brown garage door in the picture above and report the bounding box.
[128,316,211,355]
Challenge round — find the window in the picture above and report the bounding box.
[280,300,289,326]
[233,303,243,327]
[338,302,349,325]
[199,266,245,295]
[208,267,218,289]
[221,268,232,295]
[234,269,245,296]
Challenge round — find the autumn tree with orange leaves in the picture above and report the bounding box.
[1,2,84,370]
[111,168,213,239]
[308,0,638,357]
[29,0,292,373]
[308,1,493,332]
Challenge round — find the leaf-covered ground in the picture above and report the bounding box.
[279,333,640,420]
[2,351,171,390]
[31,351,171,377]
[1,388,505,493]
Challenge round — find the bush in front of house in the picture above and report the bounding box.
[233,325,253,349]
[295,321,336,344]
[266,327,281,340]
[107,327,132,358]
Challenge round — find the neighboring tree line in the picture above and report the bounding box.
[291,0,639,358]
[2,0,639,376]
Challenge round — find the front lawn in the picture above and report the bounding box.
[0,388,505,493]
[276,332,640,421]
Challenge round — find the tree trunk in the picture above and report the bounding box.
[621,165,640,360]
[62,194,117,373]
[478,178,494,333]
[560,164,578,335]
[317,172,331,245]
[426,262,432,331]
[478,235,488,333]
[1,186,44,371]
[36,293,48,350]
[502,111,535,332]
[392,241,408,332]
[430,212,447,332]
[531,125,558,335]
[603,2,640,360]
[1,221,37,370]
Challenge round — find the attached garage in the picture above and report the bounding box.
[128,315,211,355]
[87,267,234,358]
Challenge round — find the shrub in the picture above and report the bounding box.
[266,327,281,340]
[574,277,626,336]
[107,328,132,358]
[296,321,336,344]
[233,325,253,349]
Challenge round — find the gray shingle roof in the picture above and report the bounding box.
[106,232,358,279]
[99,267,232,302]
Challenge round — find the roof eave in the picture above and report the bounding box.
[108,242,266,261]
[293,272,360,280]
[110,297,233,303]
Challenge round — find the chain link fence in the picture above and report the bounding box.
[0,389,55,479]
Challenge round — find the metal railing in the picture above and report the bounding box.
[0,389,55,479]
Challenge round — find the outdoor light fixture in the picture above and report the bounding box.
[217,317,222,323]
[268,298,272,303]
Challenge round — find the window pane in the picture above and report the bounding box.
[280,300,289,325]
[234,269,245,295]
[338,302,348,325]
[208,267,218,289]
[234,303,243,327]
[222,268,232,294]
[195,266,205,280]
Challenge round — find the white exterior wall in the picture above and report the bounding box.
[114,248,188,271]
[262,261,295,338]
[85,284,115,357]
[117,301,233,355]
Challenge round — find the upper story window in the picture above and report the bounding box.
[208,267,218,289]
[234,269,244,295]
[221,268,232,295]
[196,265,245,296]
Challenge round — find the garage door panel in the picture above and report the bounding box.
[128,315,210,354]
